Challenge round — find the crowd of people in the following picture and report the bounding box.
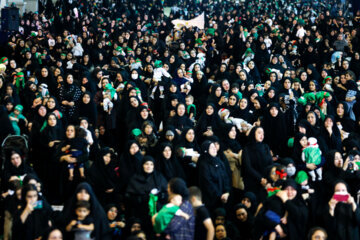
[0,0,360,239]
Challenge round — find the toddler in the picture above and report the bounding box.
[65,128,88,181]
[301,137,322,181]
[152,194,190,234]
[103,83,117,114]
[66,201,94,240]
[185,95,196,122]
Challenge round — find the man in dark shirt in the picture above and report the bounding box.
[189,186,214,240]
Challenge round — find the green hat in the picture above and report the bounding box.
[287,137,294,148]
[298,19,305,26]
[244,48,254,55]
[131,128,142,137]
[103,83,116,99]
[0,57,8,63]
[14,105,23,113]
[154,60,163,68]
[323,76,332,84]
[295,171,308,184]
[52,110,63,119]
[265,68,272,75]
[135,58,141,63]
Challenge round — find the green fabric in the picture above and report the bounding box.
[153,204,179,233]
[295,171,308,184]
[154,60,163,68]
[9,112,26,135]
[131,128,142,137]
[287,138,294,148]
[186,104,196,118]
[149,193,158,217]
[103,83,116,99]
[302,147,321,165]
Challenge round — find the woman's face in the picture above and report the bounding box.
[177,69,184,78]
[82,94,91,104]
[307,113,316,126]
[66,75,74,84]
[334,182,348,194]
[240,99,248,109]
[336,104,344,117]
[144,124,153,135]
[248,61,255,69]
[268,89,275,99]
[107,207,118,221]
[77,189,90,201]
[38,106,47,117]
[66,126,75,139]
[206,105,214,115]
[215,87,222,97]
[185,129,195,142]
[130,98,139,107]
[255,128,264,142]
[264,80,271,90]
[236,208,248,222]
[177,104,185,116]
[143,161,154,173]
[253,100,261,110]
[269,73,277,82]
[222,80,230,91]
[334,152,343,168]
[283,79,291,89]
[41,68,48,77]
[209,143,217,157]
[239,72,247,80]
[10,60,16,69]
[48,229,63,240]
[11,153,22,167]
[228,96,237,106]
[194,64,200,72]
[215,225,227,240]
[228,126,236,139]
[269,106,278,117]
[140,109,149,119]
[300,72,307,81]
[170,84,177,93]
[26,190,38,205]
[309,81,316,92]
[129,143,139,155]
[47,98,56,109]
[48,115,57,127]
[311,230,327,240]
[103,153,111,165]
[163,146,172,159]
[285,186,297,200]
[324,118,333,128]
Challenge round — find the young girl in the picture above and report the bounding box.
[66,201,95,240]
[106,204,125,240]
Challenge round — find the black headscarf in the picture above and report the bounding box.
[156,142,186,181]
[61,182,111,240]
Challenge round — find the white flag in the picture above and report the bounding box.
[172,12,205,30]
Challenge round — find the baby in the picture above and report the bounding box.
[301,137,322,181]
[152,194,190,234]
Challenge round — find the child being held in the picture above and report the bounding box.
[66,201,95,240]
[151,194,190,234]
[64,127,88,181]
[185,95,196,122]
[103,83,117,114]
[301,137,322,181]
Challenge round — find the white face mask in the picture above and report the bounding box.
[131,73,138,79]
[286,166,296,177]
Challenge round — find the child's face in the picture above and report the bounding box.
[270,166,278,182]
[14,109,20,115]
[231,88,239,94]
[76,207,90,220]
[301,179,308,186]
[171,194,183,206]
[107,207,118,221]
[185,97,192,106]
[300,136,308,148]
